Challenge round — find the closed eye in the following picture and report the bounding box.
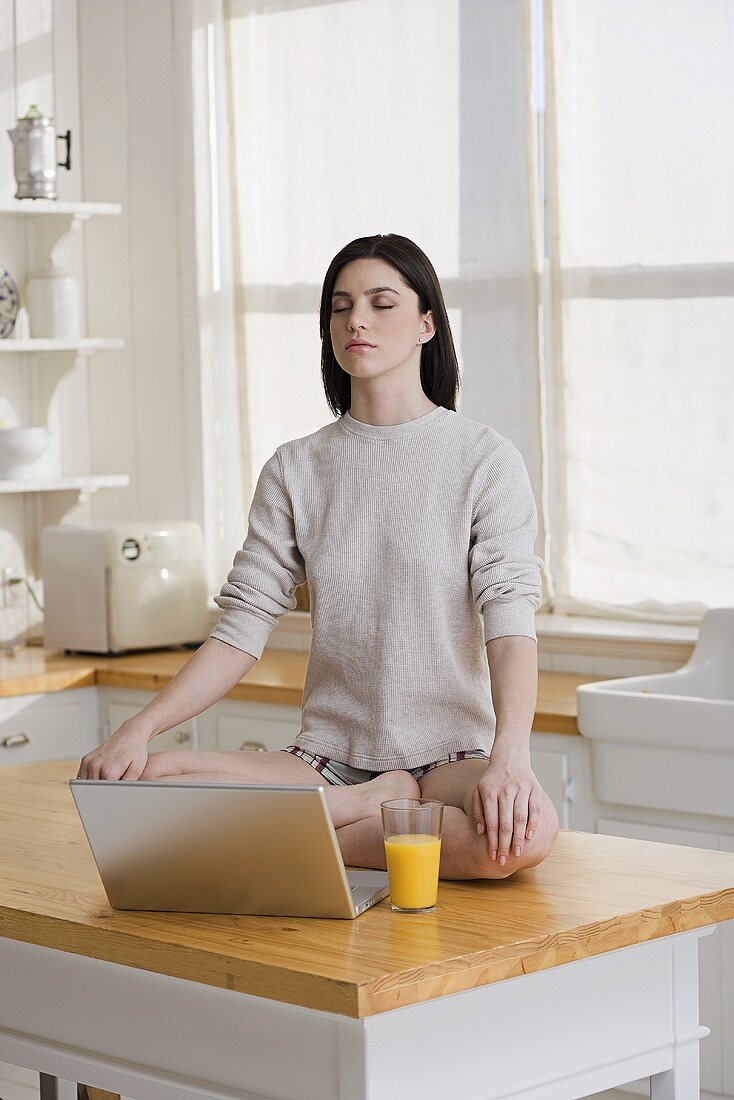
[332,305,394,313]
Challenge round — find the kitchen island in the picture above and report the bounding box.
[1,759,734,1099]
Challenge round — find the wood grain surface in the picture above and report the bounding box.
[2,759,734,1018]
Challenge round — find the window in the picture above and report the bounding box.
[541,0,734,620]
[214,0,732,623]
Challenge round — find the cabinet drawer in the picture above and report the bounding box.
[0,690,98,766]
[212,712,297,753]
[197,698,301,754]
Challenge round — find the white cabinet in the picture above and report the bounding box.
[98,689,302,757]
[198,699,302,753]
[529,747,571,827]
[720,835,734,1097]
[596,817,725,1097]
[0,688,98,766]
[529,731,592,830]
[98,687,198,754]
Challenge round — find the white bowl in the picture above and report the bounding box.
[0,427,49,478]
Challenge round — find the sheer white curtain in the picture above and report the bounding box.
[221,0,550,603]
[544,0,734,622]
[219,0,731,625]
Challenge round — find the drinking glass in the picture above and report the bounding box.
[380,798,444,913]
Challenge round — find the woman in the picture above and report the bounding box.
[78,233,558,880]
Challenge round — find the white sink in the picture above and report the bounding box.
[576,608,734,817]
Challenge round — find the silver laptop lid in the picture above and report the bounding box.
[69,780,387,919]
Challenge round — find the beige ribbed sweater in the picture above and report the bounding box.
[210,405,543,769]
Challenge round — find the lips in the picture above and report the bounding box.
[346,342,375,349]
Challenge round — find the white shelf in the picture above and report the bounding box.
[0,474,129,494]
[0,199,123,264]
[0,199,121,219]
[0,202,129,534]
[0,338,124,354]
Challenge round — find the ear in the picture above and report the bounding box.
[420,309,436,342]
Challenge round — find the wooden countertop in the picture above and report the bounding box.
[2,758,734,1018]
[0,644,599,735]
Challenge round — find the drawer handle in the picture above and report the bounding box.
[174,730,191,744]
[1,733,30,748]
[240,740,267,752]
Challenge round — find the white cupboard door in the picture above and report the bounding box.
[201,700,301,754]
[0,690,98,766]
[530,749,571,828]
[596,817,723,1097]
[105,701,197,753]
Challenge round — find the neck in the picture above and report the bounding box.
[347,395,438,427]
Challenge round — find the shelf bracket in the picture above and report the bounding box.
[28,213,84,270]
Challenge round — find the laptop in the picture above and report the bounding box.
[69,779,390,919]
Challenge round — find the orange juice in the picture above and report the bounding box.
[383,833,442,910]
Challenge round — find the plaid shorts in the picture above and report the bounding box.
[281,744,490,786]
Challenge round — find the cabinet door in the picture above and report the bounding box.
[0,689,98,766]
[596,817,723,1097]
[104,697,197,753]
[200,699,301,753]
[530,748,571,828]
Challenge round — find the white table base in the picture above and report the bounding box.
[0,927,715,1100]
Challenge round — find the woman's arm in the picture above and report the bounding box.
[486,634,538,754]
[467,635,544,866]
[76,637,257,779]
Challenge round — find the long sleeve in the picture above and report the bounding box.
[469,439,544,643]
[209,449,306,660]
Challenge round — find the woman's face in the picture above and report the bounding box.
[329,257,434,380]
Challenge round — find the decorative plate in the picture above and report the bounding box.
[0,263,21,338]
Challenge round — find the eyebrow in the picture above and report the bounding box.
[331,286,400,298]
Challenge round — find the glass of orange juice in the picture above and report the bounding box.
[380,798,444,913]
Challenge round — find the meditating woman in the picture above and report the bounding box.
[77,232,559,880]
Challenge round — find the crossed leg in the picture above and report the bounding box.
[137,750,559,880]
[137,748,420,830]
[336,758,559,879]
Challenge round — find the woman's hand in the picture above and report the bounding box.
[469,743,543,865]
[76,720,151,781]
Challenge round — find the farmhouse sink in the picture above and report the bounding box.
[576,608,734,818]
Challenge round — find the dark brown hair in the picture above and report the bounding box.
[319,233,461,418]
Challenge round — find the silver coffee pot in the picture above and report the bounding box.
[6,104,72,200]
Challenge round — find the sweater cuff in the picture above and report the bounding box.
[482,599,538,644]
[209,608,273,661]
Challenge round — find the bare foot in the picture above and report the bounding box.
[324,769,420,829]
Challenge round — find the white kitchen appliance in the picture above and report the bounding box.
[41,521,211,654]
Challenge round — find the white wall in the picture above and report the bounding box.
[78,0,202,524]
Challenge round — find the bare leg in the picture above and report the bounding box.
[138,749,420,830]
[421,757,558,875]
[337,805,505,876]
[337,759,559,878]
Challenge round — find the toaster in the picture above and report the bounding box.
[41,521,211,654]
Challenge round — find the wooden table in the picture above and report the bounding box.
[2,760,734,1100]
